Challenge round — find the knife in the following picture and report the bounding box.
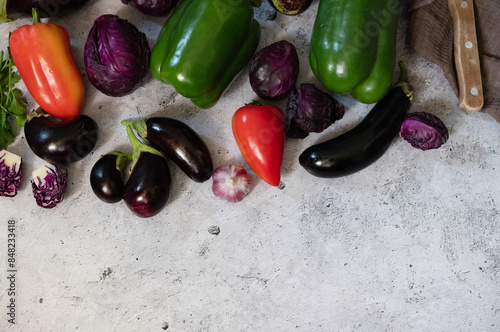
[449,0,484,113]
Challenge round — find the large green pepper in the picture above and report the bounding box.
[309,0,399,104]
[150,0,261,109]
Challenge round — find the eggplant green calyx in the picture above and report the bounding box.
[124,123,164,173]
[26,108,51,122]
[121,119,148,141]
[105,151,133,173]
[394,61,414,102]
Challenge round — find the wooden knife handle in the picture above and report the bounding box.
[449,0,484,113]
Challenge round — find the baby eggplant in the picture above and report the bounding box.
[299,62,413,178]
[24,109,99,165]
[123,126,171,218]
[90,152,131,204]
[122,117,213,183]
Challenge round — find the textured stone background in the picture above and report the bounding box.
[1,0,499,331]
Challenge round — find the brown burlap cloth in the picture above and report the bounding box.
[408,0,500,123]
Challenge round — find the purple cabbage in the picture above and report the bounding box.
[0,150,22,197]
[400,112,449,150]
[285,83,345,139]
[121,0,179,16]
[268,0,313,16]
[31,163,68,209]
[84,14,151,97]
[249,40,299,100]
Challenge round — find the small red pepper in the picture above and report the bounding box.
[232,102,285,187]
[9,9,85,120]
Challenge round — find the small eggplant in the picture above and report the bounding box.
[24,109,99,165]
[123,126,171,218]
[90,152,131,204]
[122,117,213,183]
[299,62,413,178]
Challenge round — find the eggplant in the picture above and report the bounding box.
[123,126,171,218]
[299,62,414,178]
[24,109,99,165]
[90,152,131,204]
[5,0,89,17]
[122,117,213,183]
[7,0,87,17]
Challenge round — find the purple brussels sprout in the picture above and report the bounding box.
[121,0,179,16]
[400,112,449,150]
[31,163,68,209]
[285,83,345,139]
[0,150,22,197]
[249,40,299,100]
[84,14,151,97]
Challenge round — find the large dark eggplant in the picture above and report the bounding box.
[122,117,213,183]
[6,0,89,17]
[90,152,131,204]
[299,62,414,178]
[123,126,171,218]
[24,109,99,165]
[124,152,171,218]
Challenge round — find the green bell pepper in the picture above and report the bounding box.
[309,0,399,104]
[150,0,261,109]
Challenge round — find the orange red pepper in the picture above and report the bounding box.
[9,10,85,119]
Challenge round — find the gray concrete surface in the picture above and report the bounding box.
[1,0,499,331]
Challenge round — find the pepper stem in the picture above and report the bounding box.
[245,99,263,106]
[394,61,414,102]
[124,124,164,173]
[32,8,40,24]
[0,0,10,23]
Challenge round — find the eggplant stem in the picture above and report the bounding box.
[394,61,414,102]
[106,151,133,173]
[26,108,51,122]
[124,125,164,173]
[121,119,148,141]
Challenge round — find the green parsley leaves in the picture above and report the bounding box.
[0,49,27,149]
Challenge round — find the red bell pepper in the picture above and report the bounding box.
[232,103,285,187]
[9,9,85,120]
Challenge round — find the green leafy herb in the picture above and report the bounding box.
[0,49,27,149]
